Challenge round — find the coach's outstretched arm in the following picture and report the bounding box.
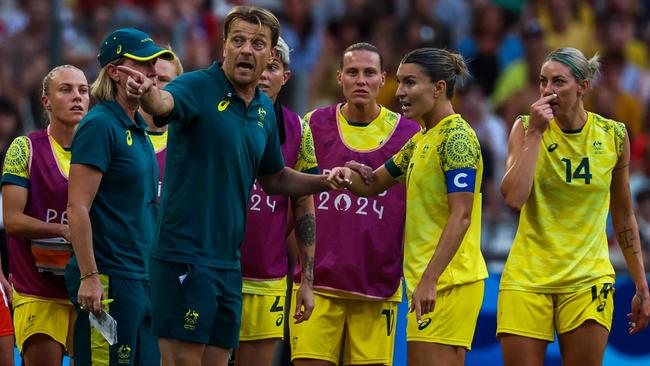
[327,164,397,197]
[258,167,338,197]
[117,65,175,118]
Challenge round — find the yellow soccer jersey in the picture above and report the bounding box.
[387,114,488,294]
[304,105,400,152]
[3,135,71,183]
[294,118,318,173]
[500,112,623,292]
[147,129,168,153]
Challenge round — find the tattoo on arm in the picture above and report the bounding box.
[618,226,640,254]
[303,254,314,288]
[295,213,315,246]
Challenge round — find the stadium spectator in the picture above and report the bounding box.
[492,19,549,125]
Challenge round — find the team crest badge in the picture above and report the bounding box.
[184,309,199,330]
[257,107,267,127]
[117,344,131,364]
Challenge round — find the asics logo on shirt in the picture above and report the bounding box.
[547,143,558,152]
[218,93,232,111]
[126,130,133,146]
[218,100,230,111]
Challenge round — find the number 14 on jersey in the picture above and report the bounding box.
[560,157,592,184]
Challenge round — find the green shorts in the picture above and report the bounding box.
[150,258,242,349]
[65,265,159,366]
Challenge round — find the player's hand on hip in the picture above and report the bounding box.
[628,289,650,334]
[345,160,373,185]
[410,278,437,324]
[117,65,153,98]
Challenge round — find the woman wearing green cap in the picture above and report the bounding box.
[65,28,173,366]
[497,47,650,365]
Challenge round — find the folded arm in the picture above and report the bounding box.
[3,185,69,240]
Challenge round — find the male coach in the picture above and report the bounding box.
[118,6,338,366]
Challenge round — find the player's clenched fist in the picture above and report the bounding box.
[117,65,154,98]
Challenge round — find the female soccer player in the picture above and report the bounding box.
[498,47,650,366]
[329,47,488,366]
[3,65,88,365]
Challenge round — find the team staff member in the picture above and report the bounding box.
[65,28,173,366]
[331,48,488,366]
[2,65,88,365]
[290,42,419,366]
[237,36,317,366]
[119,6,339,366]
[140,51,184,199]
[498,47,650,366]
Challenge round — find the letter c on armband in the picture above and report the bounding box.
[453,173,468,188]
[445,168,476,193]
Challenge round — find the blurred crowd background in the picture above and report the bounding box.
[0,0,649,271]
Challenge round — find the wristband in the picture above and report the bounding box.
[80,270,99,281]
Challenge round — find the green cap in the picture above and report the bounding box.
[98,28,173,67]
